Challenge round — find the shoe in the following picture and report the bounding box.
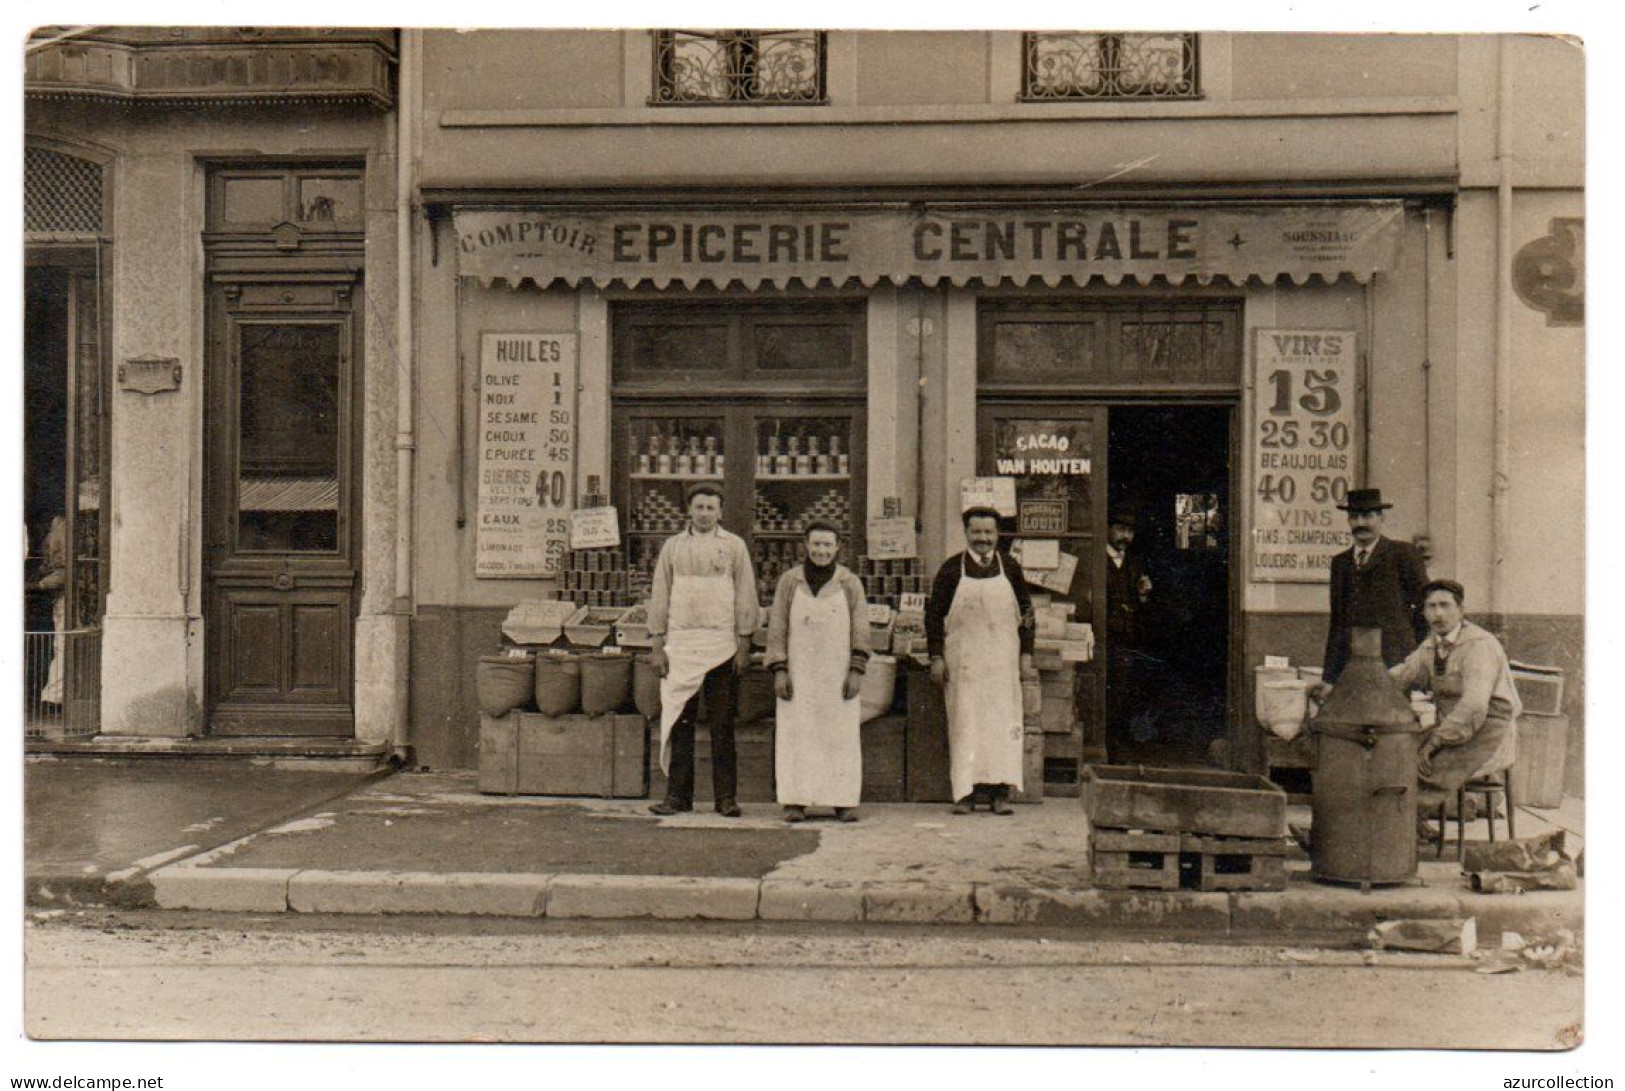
[783,805,807,823]
[648,799,691,816]
[951,796,975,815]
[716,799,743,818]
[834,807,859,823]
[989,794,1015,816]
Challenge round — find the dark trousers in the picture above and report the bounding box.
[664,659,739,806]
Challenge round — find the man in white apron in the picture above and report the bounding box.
[647,481,759,817]
[926,507,1037,815]
[765,522,870,822]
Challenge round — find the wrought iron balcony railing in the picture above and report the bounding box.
[1022,32,1199,101]
[652,29,826,106]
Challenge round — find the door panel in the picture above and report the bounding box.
[977,404,1110,771]
[205,278,358,736]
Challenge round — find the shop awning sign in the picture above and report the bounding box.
[454,202,1404,291]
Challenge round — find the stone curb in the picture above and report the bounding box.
[85,862,1587,944]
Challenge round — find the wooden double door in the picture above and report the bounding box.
[204,276,360,736]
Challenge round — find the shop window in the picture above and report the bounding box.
[613,300,865,605]
[1021,32,1199,101]
[651,30,826,105]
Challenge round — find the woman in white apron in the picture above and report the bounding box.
[927,508,1036,815]
[765,522,870,822]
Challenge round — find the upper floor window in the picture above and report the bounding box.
[652,29,826,105]
[1021,32,1199,101]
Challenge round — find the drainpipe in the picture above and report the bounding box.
[392,29,420,752]
[1491,36,1514,616]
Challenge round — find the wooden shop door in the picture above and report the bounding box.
[203,278,359,736]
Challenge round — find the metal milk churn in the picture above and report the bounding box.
[1309,627,1425,887]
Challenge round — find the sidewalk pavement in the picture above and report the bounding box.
[26,761,1584,946]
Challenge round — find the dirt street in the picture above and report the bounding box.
[23,910,1581,1048]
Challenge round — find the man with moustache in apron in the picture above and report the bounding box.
[926,507,1038,815]
[647,481,759,818]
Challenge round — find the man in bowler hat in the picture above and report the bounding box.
[1321,488,1429,683]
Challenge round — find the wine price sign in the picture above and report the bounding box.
[1249,329,1358,584]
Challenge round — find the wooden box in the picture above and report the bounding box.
[861,714,907,803]
[479,712,647,798]
[1509,711,1569,809]
[1083,765,1287,840]
[1013,733,1046,804]
[905,667,953,802]
[648,722,776,803]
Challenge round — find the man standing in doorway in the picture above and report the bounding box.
[647,481,758,818]
[1321,488,1429,683]
[1105,509,1156,745]
[926,507,1037,815]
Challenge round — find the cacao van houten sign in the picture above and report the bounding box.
[453,203,1403,290]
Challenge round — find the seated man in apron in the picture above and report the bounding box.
[647,481,759,818]
[925,506,1038,815]
[765,521,870,823]
[1387,579,1521,799]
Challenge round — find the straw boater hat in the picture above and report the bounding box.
[1336,488,1393,513]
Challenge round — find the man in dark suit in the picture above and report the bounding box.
[1105,509,1156,745]
[1321,488,1429,683]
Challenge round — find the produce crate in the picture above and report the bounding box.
[562,605,631,647]
[1508,711,1570,809]
[1012,733,1046,804]
[1082,765,1288,841]
[860,714,907,803]
[1088,830,1182,891]
[904,666,953,802]
[1088,829,1291,892]
[478,712,647,798]
[648,722,776,803]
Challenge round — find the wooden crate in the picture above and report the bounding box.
[479,712,646,798]
[1508,712,1569,809]
[905,667,954,802]
[478,713,521,794]
[648,722,776,803]
[1083,764,1287,840]
[861,714,907,803]
[1089,829,1182,890]
[1012,733,1046,804]
[1088,828,1291,892]
[1184,834,1290,892]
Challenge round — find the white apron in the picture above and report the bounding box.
[775,579,862,807]
[657,573,740,775]
[944,553,1025,801]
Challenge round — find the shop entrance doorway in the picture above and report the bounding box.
[1105,405,1233,766]
[977,400,1234,782]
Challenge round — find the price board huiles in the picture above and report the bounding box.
[476,333,576,578]
[1250,329,1358,583]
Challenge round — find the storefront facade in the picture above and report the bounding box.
[26,30,1581,799]
[24,28,406,750]
[408,30,1584,790]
